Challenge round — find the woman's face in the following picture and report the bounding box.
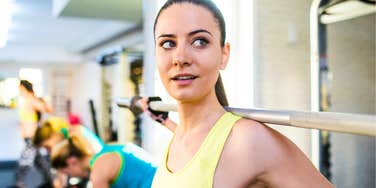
[154,3,229,103]
[61,157,87,178]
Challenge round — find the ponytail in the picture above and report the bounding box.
[51,135,91,169]
[215,74,228,106]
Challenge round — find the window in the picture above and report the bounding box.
[19,68,43,97]
[0,77,18,108]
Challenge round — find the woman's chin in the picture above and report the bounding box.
[169,92,195,102]
[169,92,205,104]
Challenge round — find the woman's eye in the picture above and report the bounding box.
[160,41,175,49]
[192,38,208,47]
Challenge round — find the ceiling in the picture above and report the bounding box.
[0,0,142,64]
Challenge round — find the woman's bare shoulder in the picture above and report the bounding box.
[231,118,280,144]
[229,118,300,165]
[225,118,334,187]
[232,118,293,144]
[218,118,287,184]
[91,153,121,184]
[92,152,121,170]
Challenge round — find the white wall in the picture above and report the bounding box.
[70,62,102,134]
[0,108,23,160]
[141,0,173,162]
[213,0,255,108]
[253,0,313,157]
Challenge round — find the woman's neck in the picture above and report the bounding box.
[176,93,226,133]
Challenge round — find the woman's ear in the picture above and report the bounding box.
[220,42,230,70]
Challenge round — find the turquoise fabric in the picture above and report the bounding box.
[90,144,157,188]
[81,126,104,153]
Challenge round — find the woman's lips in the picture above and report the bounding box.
[171,74,198,86]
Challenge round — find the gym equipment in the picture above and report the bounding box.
[116,97,376,137]
[89,99,100,137]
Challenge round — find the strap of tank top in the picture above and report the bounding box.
[198,112,241,170]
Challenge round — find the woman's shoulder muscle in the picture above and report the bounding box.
[225,118,290,174]
[91,153,121,186]
[224,118,333,187]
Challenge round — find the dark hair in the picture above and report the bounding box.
[51,136,91,169]
[215,74,228,106]
[36,97,45,122]
[36,111,42,122]
[20,80,34,93]
[154,0,226,47]
[154,0,229,106]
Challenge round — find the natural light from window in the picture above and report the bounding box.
[19,68,43,97]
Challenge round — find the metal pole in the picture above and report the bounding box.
[116,97,376,137]
[310,0,323,168]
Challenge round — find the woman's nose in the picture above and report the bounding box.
[172,46,191,67]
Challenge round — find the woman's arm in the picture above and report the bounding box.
[139,97,177,132]
[229,119,334,187]
[162,118,178,132]
[30,96,53,113]
[90,153,121,188]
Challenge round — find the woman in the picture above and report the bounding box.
[15,80,53,188]
[33,117,106,188]
[33,117,104,154]
[50,135,156,188]
[150,0,334,187]
[18,80,53,138]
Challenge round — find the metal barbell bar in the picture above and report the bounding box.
[116,97,376,137]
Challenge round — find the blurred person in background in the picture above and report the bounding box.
[50,135,156,188]
[15,80,53,188]
[33,116,104,188]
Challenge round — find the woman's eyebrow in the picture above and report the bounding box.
[157,29,212,39]
[157,34,176,39]
[188,29,212,36]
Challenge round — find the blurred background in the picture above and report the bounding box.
[0,0,375,187]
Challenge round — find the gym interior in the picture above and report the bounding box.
[0,0,375,187]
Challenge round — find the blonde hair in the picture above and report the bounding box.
[33,117,70,146]
[50,136,92,169]
[33,121,55,146]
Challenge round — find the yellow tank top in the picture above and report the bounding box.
[152,112,241,188]
[18,103,38,123]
